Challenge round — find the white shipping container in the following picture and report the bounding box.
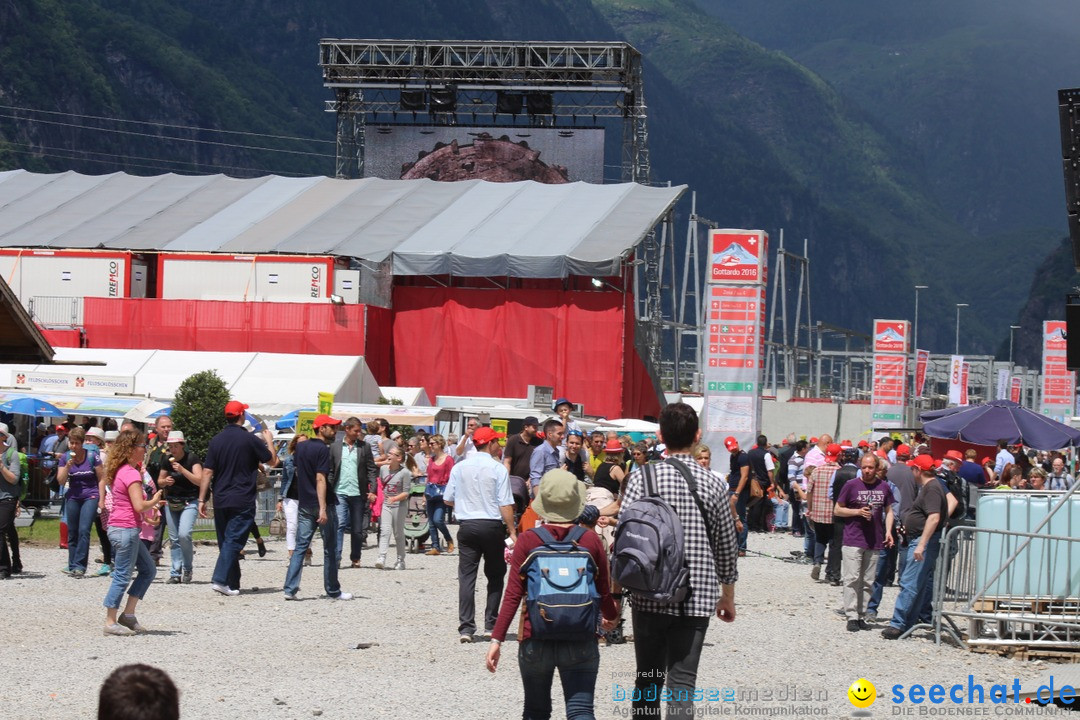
[7,252,134,300]
[160,256,333,303]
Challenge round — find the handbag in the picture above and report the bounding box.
[424,481,445,499]
[749,477,764,503]
[269,509,286,538]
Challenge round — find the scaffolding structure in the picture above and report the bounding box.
[318,40,650,183]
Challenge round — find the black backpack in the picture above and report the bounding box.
[937,468,970,525]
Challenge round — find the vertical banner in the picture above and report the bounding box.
[870,320,909,429]
[871,355,907,426]
[1041,320,1076,421]
[960,363,970,406]
[1010,377,1023,404]
[914,349,930,398]
[701,230,768,462]
[996,368,1010,401]
[317,392,335,414]
[948,355,964,405]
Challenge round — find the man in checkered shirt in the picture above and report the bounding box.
[619,402,739,719]
[805,443,842,581]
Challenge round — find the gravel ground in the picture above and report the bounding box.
[2,531,1058,719]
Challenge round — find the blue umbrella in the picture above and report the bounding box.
[275,408,315,431]
[922,399,1080,451]
[0,396,65,417]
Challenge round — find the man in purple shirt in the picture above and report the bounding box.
[834,453,894,631]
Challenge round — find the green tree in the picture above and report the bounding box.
[171,370,230,458]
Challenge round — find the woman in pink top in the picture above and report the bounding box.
[423,434,455,555]
[102,430,164,636]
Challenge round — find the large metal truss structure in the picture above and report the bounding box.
[318,40,650,184]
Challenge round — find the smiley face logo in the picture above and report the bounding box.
[848,678,876,708]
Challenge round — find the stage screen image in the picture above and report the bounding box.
[365,125,605,184]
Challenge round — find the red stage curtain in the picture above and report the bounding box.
[391,287,659,419]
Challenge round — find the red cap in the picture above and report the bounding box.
[473,427,506,446]
[981,456,992,466]
[224,400,248,417]
[908,455,938,471]
[724,436,739,452]
[896,444,912,456]
[313,414,342,429]
[824,443,843,461]
[809,437,819,444]
[858,440,870,448]
[944,450,964,463]
[781,439,789,446]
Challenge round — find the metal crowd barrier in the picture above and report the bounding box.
[926,484,1080,650]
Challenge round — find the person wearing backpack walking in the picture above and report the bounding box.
[614,402,739,719]
[485,469,619,719]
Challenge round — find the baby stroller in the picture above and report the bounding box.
[403,481,430,553]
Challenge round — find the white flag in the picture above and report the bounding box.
[948,355,964,405]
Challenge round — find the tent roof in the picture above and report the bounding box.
[0,170,686,278]
[0,347,381,405]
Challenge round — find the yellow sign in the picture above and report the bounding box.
[317,392,335,415]
[296,411,319,438]
[491,419,509,446]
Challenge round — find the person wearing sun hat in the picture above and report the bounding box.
[199,399,276,596]
[485,468,620,718]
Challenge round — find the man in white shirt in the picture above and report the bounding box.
[993,439,1016,476]
[454,417,480,461]
[444,426,516,643]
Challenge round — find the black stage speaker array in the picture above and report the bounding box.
[1058,88,1080,269]
[1067,295,1080,370]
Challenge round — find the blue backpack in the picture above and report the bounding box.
[521,525,601,640]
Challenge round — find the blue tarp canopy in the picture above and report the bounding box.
[921,399,1080,451]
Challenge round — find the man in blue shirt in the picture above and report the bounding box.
[283,414,352,601]
[528,419,564,492]
[199,400,275,596]
[444,426,516,643]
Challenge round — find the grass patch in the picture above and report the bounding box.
[17,517,269,548]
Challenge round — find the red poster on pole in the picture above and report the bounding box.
[709,230,766,283]
[914,349,929,397]
[960,363,970,406]
[1010,377,1022,404]
[873,320,910,354]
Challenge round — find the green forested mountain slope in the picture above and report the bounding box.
[0,0,1055,351]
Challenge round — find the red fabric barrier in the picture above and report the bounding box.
[391,287,661,419]
[82,298,368,356]
[37,327,83,348]
[363,305,394,384]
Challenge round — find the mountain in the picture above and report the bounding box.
[1003,236,1079,370]
[0,0,1059,353]
[694,0,1079,354]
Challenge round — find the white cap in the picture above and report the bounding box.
[104,430,119,442]
[166,430,186,444]
[0,423,7,437]
[390,430,402,440]
[85,427,105,441]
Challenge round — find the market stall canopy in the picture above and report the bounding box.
[329,403,448,426]
[0,390,152,419]
[0,347,381,405]
[921,399,1080,451]
[0,171,686,278]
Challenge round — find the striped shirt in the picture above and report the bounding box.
[620,453,739,617]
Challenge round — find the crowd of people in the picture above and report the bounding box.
[6,397,1080,719]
